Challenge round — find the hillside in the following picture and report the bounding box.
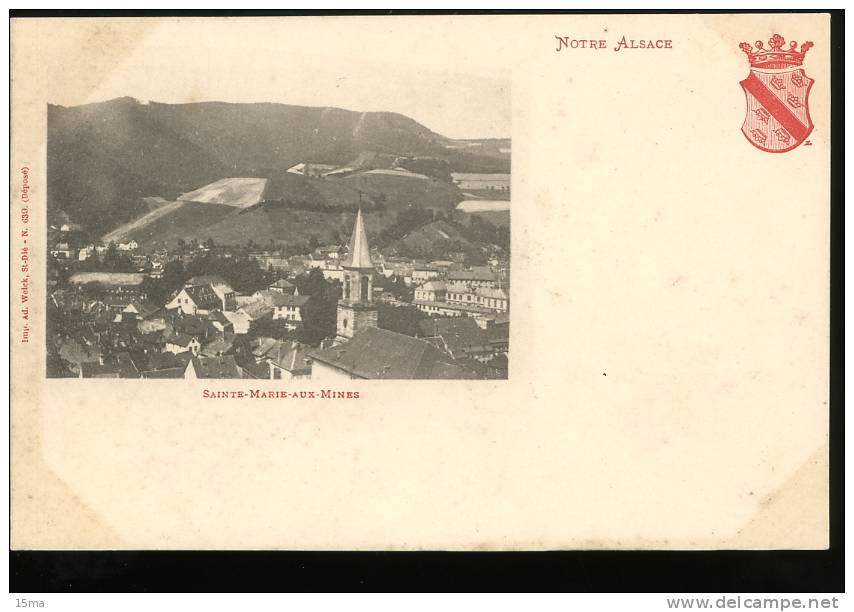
[129,207,400,252]
[48,97,510,238]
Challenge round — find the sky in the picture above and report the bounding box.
[58,19,512,140]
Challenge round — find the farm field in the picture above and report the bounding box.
[69,272,145,286]
[456,200,511,212]
[133,207,399,251]
[343,172,462,211]
[178,177,269,208]
[102,200,185,243]
[361,168,430,180]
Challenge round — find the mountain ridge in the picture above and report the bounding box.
[48,97,510,240]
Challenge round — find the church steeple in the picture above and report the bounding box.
[336,209,378,344]
[343,208,374,271]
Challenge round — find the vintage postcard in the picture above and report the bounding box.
[10,13,831,550]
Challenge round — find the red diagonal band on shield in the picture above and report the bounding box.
[742,72,810,142]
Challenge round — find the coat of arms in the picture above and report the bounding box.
[739,34,814,153]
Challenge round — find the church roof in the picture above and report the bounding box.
[307,327,479,379]
[342,209,374,270]
[189,355,242,379]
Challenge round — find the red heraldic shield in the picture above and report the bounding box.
[740,68,814,153]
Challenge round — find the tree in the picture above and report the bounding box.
[162,260,187,293]
[249,317,297,340]
[377,303,427,337]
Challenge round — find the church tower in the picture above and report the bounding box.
[336,209,377,344]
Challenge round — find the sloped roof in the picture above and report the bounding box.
[342,209,374,270]
[240,360,271,379]
[187,275,233,292]
[207,310,232,325]
[444,282,473,294]
[255,290,310,308]
[447,270,496,282]
[173,314,209,336]
[126,299,161,318]
[80,362,120,378]
[202,336,235,357]
[419,317,489,358]
[145,351,193,371]
[266,340,311,374]
[184,284,222,310]
[190,355,242,379]
[113,352,141,378]
[476,287,508,300]
[167,332,198,347]
[307,327,479,380]
[240,300,274,320]
[416,280,446,292]
[251,336,278,358]
[141,367,185,379]
[270,278,295,289]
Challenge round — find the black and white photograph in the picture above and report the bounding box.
[45,84,511,380]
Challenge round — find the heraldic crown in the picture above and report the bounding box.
[739,34,813,70]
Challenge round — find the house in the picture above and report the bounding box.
[414,280,447,303]
[172,314,214,340]
[79,362,120,378]
[263,292,310,325]
[50,242,74,260]
[112,352,142,378]
[139,351,193,378]
[148,262,164,279]
[321,267,345,282]
[306,253,327,269]
[186,275,237,311]
[78,352,141,379]
[60,335,102,376]
[268,278,296,295]
[165,284,222,315]
[446,269,498,290]
[428,260,455,272]
[140,367,186,379]
[307,327,480,380]
[412,299,491,318]
[445,283,508,313]
[165,332,201,356]
[139,331,167,354]
[223,310,252,335]
[450,173,511,191]
[121,299,160,322]
[206,310,234,334]
[474,287,509,313]
[201,335,236,358]
[117,240,138,251]
[238,300,275,323]
[250,337,279,360]
[185,355,242,379]
[411,266,440,284]
[315,245,342,260]
[419,317,496,362]
[260,340,312,380]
